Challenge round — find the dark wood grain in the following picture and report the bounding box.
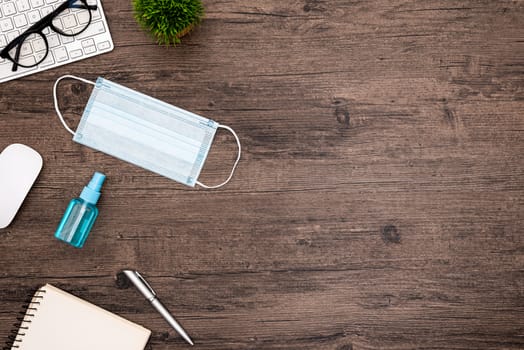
[1,0,523,349]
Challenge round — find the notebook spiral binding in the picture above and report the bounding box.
[2,288,46,350]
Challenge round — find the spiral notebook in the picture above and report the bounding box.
[6,284,151,350]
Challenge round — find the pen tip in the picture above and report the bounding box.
[183,334,194,346]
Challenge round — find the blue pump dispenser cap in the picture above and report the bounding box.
[80,172,106,205]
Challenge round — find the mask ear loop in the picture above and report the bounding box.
[53,74,95,136]
[196,124,241,189]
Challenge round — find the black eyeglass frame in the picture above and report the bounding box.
[0,0,97,72]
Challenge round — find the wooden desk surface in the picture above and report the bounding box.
[1,1,523,349]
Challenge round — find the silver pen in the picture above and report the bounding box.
[122,270,194,346]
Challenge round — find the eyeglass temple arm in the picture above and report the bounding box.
[11,45,22,72]
[0,37,23,72]
[0,51,16,72]
[70,4,97,10]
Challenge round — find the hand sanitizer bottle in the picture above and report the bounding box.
[55,172,106,248]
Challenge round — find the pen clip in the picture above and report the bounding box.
[135,271,156,297]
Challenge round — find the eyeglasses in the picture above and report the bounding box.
[0,0,97,72]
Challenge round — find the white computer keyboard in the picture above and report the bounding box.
[0,0,113,83]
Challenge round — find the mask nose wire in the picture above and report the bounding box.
[196,124,242,189]
[53,74,95,136]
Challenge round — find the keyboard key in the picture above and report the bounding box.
[41,5,53,16]
[6,30,19,42]
[47,34,61,47]
[33,50,46,63]
[47,33,60,47]
[0,34,7,47]
[53,46,68,62]
[27,10,41,24]
[39,51,54,67]
[61,14,77,28]
[30,0,45,8]
[13,14,28,28]
[83,45,96,54]
[77,10,90,25]
[31,37,46,51]
[52,18,64,30]
[61,35,73,44]
[45,0,59,4]
[76,20,105,39]
[15,0,30,12]
[20,41,32,56]
[81,38,94,48]
[69,49,82,59]
[97,40,110,51]
[0,18,13,31]
[1,2,16,16]
[19,54,36,66]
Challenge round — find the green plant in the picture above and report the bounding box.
[133,0,204,45]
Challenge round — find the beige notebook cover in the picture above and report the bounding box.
[10,284,151,350]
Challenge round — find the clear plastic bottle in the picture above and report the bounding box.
[55,172,105,248]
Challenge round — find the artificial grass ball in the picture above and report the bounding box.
[133,0,204,45]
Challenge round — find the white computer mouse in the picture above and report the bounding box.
[0,144,43,229]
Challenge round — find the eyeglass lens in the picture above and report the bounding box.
[6,33,48,68]
[51,3,92,36]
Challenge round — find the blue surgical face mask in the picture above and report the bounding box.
[53,75,241,189]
